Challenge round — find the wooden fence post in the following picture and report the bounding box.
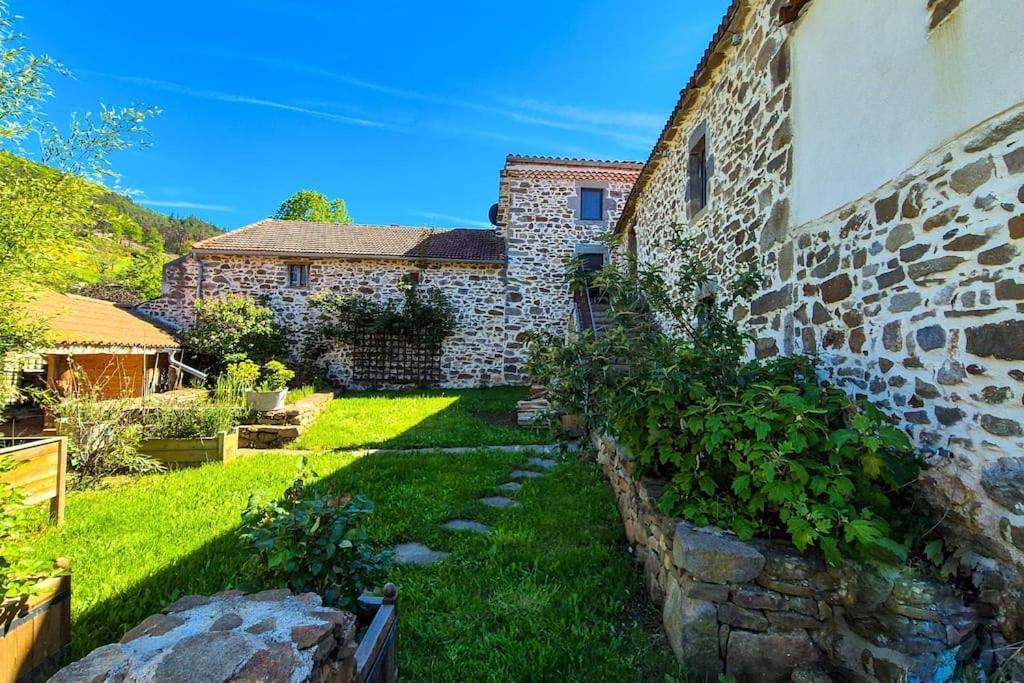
[51,437,67,526]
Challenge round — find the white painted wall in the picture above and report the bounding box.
[790,0,1024,225]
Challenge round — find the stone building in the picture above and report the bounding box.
[139,155,641,387]
[613,0,1024,647]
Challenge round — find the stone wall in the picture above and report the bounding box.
[239,392,333,449]
[498,158,642,382]
[621,0,1024,627]
[51,588,358,682]
[139,254,507,388]
[593,434,1010,682]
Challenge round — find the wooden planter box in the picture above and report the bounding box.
[0,437,67,525]
[138,428,239,467]
[0,569,72,683]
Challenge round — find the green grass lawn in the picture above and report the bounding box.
[28,450,681,680]
[292,386,550,451]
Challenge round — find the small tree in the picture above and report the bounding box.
[274,189,352,224]
[177,294,288,375]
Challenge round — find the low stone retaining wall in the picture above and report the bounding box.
[593,434,1004,682]
[51,589,358,683]
[240,392,333,449]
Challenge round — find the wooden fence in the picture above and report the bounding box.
[0,437,67,525]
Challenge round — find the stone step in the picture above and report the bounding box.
[442,519,490,534]
[392,542,449,565]
[526,457,558,470]
[479,496,520,508]
[509,469,543,480]
[497,481,523,493]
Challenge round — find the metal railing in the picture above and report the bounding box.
[572,286,598,337]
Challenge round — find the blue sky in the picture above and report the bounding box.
[19,1,729,230]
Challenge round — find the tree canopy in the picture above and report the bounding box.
[274,189,352,224]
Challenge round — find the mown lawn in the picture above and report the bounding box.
[28,449,681,681]
[292,386,550,451]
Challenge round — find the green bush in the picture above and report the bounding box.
[144,402,238,439]
[257,361,294,392]
[238,459,391,609]
[33,389,163,489]
[527,229,926,565]
[225,358,260,390]
[177,295,288,375]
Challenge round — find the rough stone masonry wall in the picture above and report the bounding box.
[594,434,1007,682]
[139,253,507,388]
[51,588,358,683]
[500,167,637,382]
[626,0,1024,633]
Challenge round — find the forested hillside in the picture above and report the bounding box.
[0,152,223,303]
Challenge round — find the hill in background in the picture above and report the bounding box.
[1,152,224,303]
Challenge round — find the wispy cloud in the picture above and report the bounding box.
[86,71,394,130]
[224,56,655,150]
[138,199,235,212]
[494,97,663,134]
[407,210,493,229]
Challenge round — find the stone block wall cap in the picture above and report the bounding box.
[673,523,766,584]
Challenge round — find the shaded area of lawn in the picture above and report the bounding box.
[293,386,550,451]
[27,450,681,680]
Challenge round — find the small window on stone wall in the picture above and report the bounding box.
[686,124,710,217]
[288,263,310,287]
[580,188,604,221]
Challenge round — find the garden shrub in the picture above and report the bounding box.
[527,229,927,565]
[177,294,288,375]
[238,459,391,609]
[144,402,238,440]
[34,388,163,489]
[256,360,294,392]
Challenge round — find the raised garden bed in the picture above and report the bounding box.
[239,392,332,449]
[0,436,67,524]
[138,429,239,467]
[0,569,72,683]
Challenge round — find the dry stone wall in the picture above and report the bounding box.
[140,254,507,388]
[624,0,1024,631]
[594,434,1007,682]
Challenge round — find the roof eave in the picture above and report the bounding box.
[192,247,505,266]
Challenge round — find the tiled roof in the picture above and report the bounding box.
[28,292,178,350]
[505,154,645,170]
[192,220,506,264]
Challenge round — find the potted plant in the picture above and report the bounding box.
[244,361,295,412]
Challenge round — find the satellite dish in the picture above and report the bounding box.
[488,203,499,226]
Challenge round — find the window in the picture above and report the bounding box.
[688,134,709,214]
[580,188,604,221]
[288,264,309,287]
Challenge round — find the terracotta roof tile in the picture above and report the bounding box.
[505,154,646,170]
[192,220,505,264]
[28,292,178,350]
[505,168,643,183]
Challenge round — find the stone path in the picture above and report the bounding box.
[392,453,562,565]
[393,542,450,565]
[442,519,490,533]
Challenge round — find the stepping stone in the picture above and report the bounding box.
[442,519,490,533]
[509,469,543,480]
[526,457,557,470]
[392,542,449,565]
[497,481,523,493]
[479,496,520,508]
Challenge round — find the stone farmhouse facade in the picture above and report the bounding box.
[139,155,641,387]
[611,0,1024,651]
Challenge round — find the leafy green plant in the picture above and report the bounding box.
[144,402,238,440]
[238,458,391,609]
[527,226,926,565]
[226,358,260,389]
[177,294,288,375]
[32,387,163,489]
[0,457,62,599]
[284,384,317,404]
[257,360,294,392]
